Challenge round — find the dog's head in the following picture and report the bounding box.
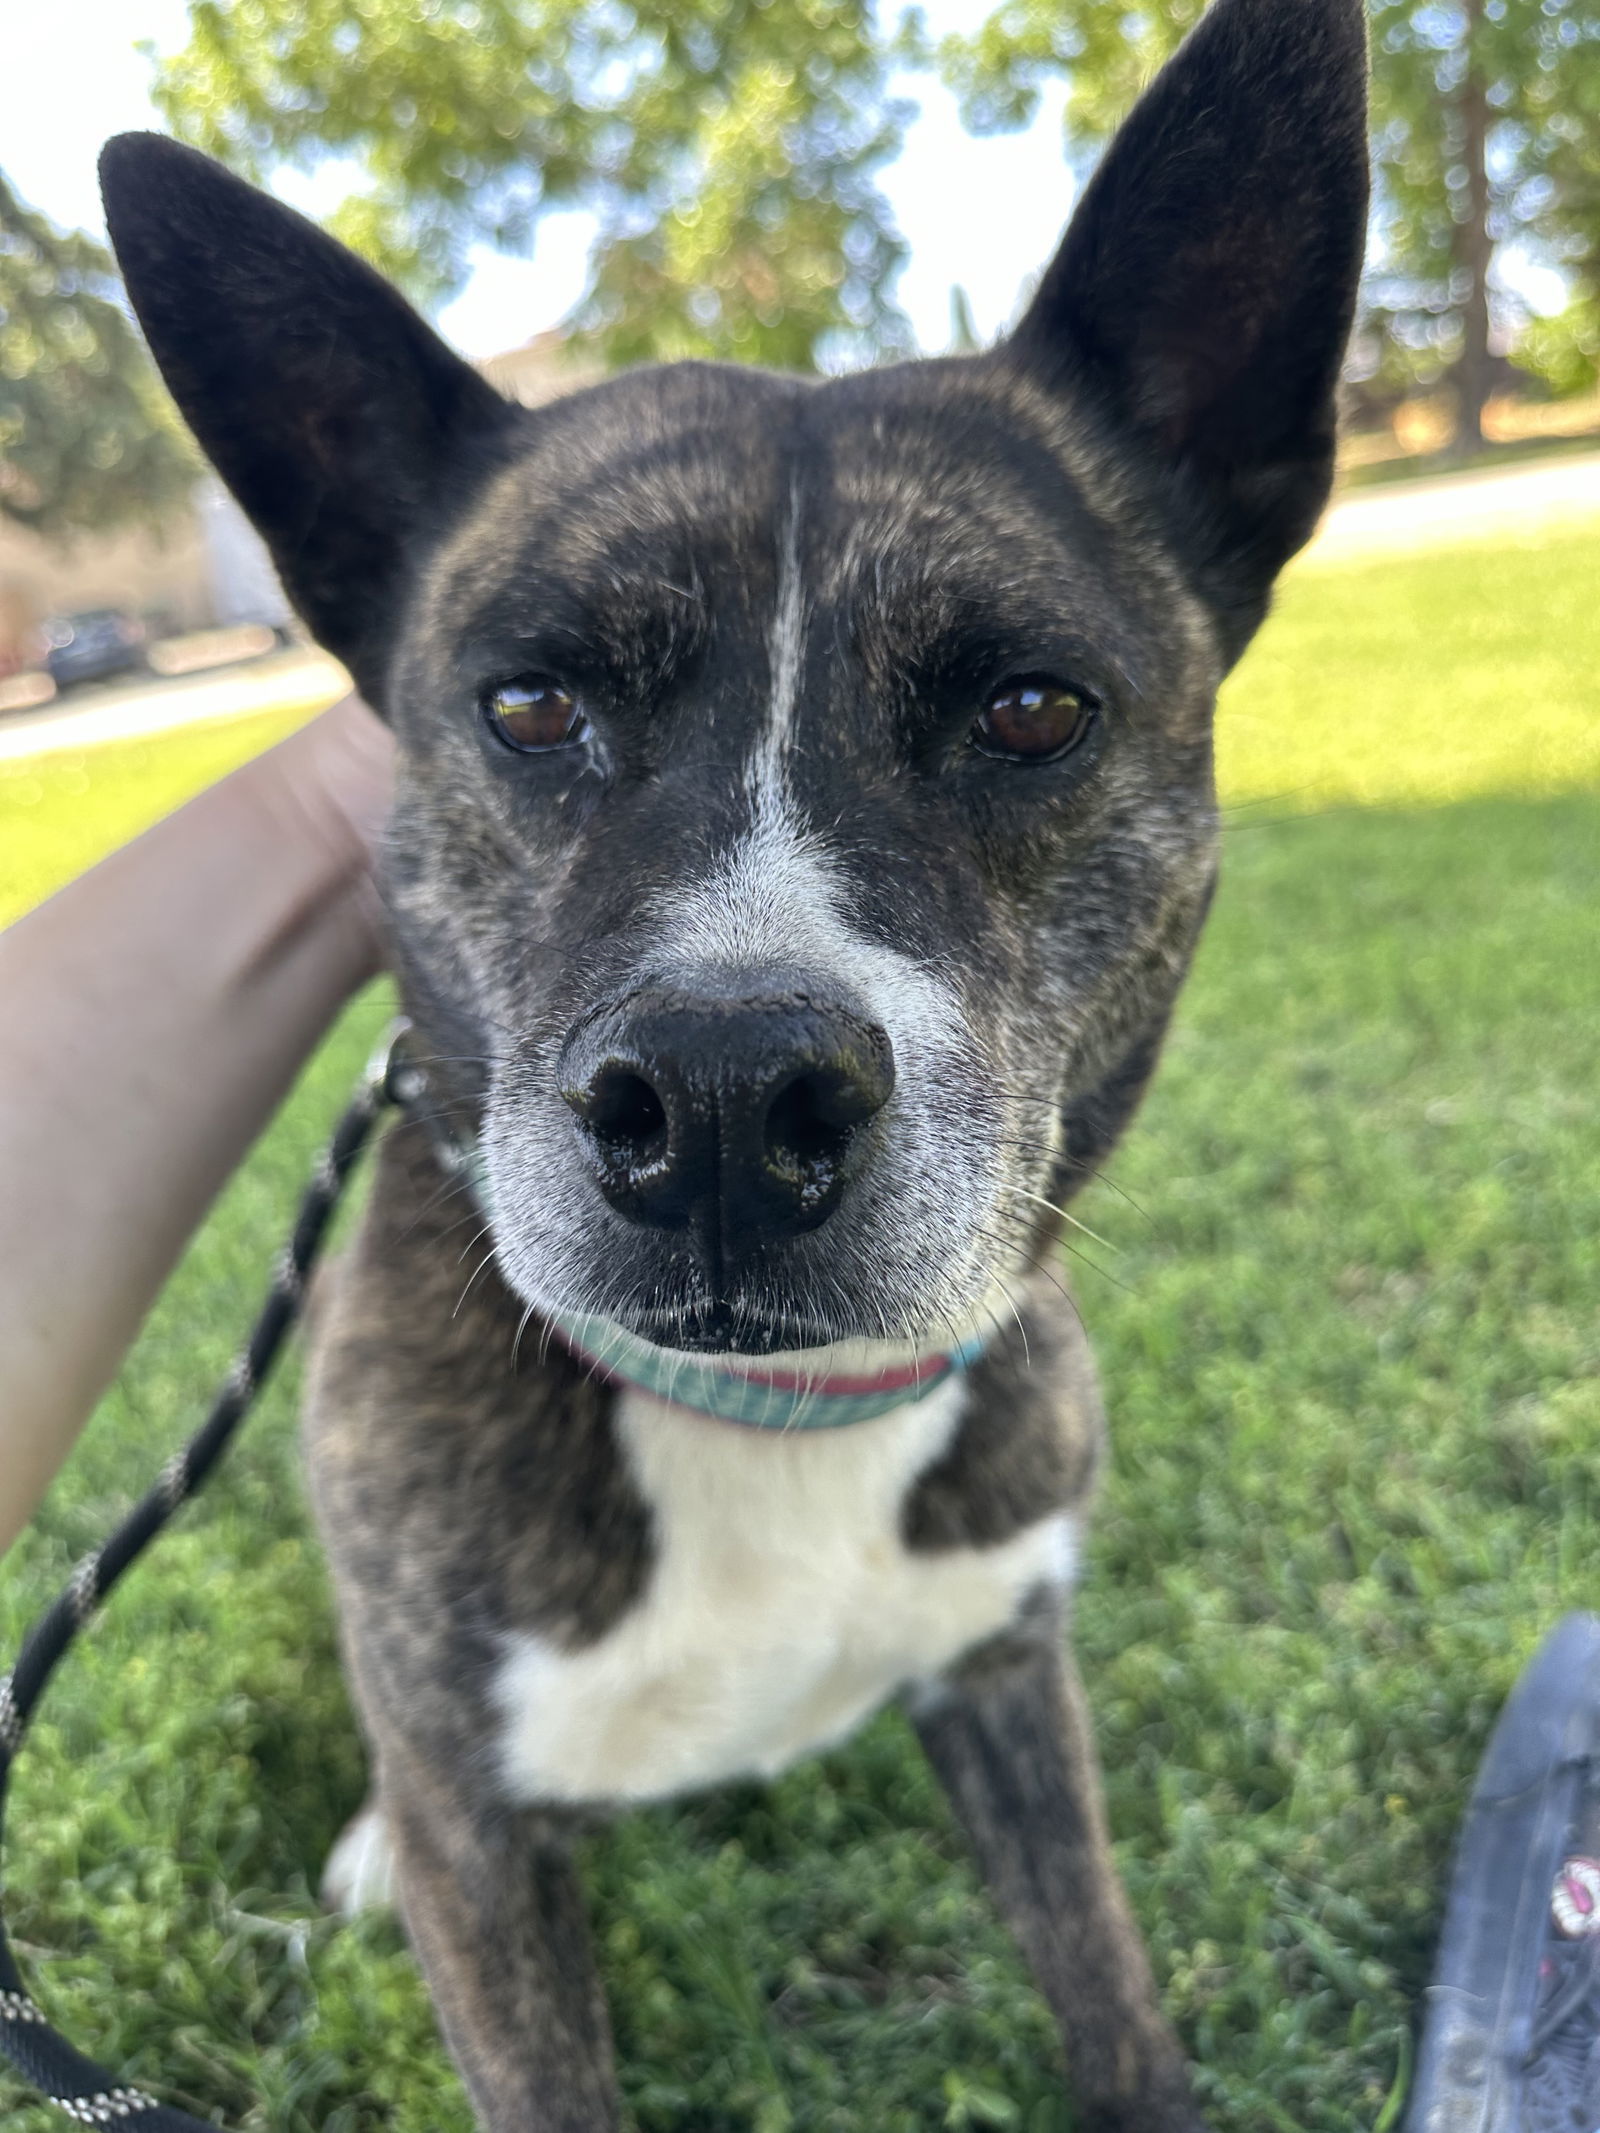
[103,0,1366,1362]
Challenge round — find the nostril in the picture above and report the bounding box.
[579,1065,667,1150]
[762,1044,892,1201]
[765,1072,855,1177]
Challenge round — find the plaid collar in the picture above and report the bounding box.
[543,1306,985,1433]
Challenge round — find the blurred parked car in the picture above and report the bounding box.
[41,609,148,691]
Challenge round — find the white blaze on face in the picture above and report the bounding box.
[655,803,955,1071]
[746,483,807,818]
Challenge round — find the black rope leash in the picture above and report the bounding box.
[0,1024,419,2129]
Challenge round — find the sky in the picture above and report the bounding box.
[0,0,1078,360]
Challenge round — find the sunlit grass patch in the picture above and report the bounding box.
[1219,526,1600,811]
[0,706,314,929]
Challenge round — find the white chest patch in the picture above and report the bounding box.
[492,1383,1077,1807]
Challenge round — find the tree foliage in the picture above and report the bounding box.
[0,172,196,541]
[937,0,1600,441]
[1365,0,1600,422]
[145,0,1600,415]
[152,0,912,372]
[1518,293,1600,394]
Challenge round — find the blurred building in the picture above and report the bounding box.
[0,332,593,673]
[479,330,598,409]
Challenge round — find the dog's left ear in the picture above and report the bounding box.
[1005,0,1369,636]
[99,133,513,706]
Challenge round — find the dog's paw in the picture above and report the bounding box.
[321,1801,398,1918]
[1079,2092,1209,2133]
[1073,2058,1209,2133]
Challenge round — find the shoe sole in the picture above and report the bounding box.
[1406,1611,1600,2132]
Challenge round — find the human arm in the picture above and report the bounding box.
[0,694,393,1556]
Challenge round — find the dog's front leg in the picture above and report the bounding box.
[913,1618,1204,2133]
[379,1750,620,2133]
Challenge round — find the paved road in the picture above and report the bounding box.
[1307,448,1600,563]
[0,648,346,766]
[1,452,1594,766]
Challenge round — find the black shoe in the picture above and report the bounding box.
[1407,1612,1600,2133]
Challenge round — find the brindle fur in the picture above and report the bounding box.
[309,1130,1111,2127]
[103,0,1368,2123]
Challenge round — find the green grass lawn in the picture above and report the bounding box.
[2,524,1597,2132]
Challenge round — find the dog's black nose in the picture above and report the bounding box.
[558,989,894,1254]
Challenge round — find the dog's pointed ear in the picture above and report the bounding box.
[100,133,511,702]
[1005,0,1368,624]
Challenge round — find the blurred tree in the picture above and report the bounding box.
[0,172,195,540]
[935,0,1600,451]
[152,0,912,372]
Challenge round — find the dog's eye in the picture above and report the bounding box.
[482,676,588,754]
[971,678,1097,764]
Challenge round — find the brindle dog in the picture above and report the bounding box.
[101,0,1367,2123]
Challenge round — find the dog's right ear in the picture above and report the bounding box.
[100,133,511,704]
